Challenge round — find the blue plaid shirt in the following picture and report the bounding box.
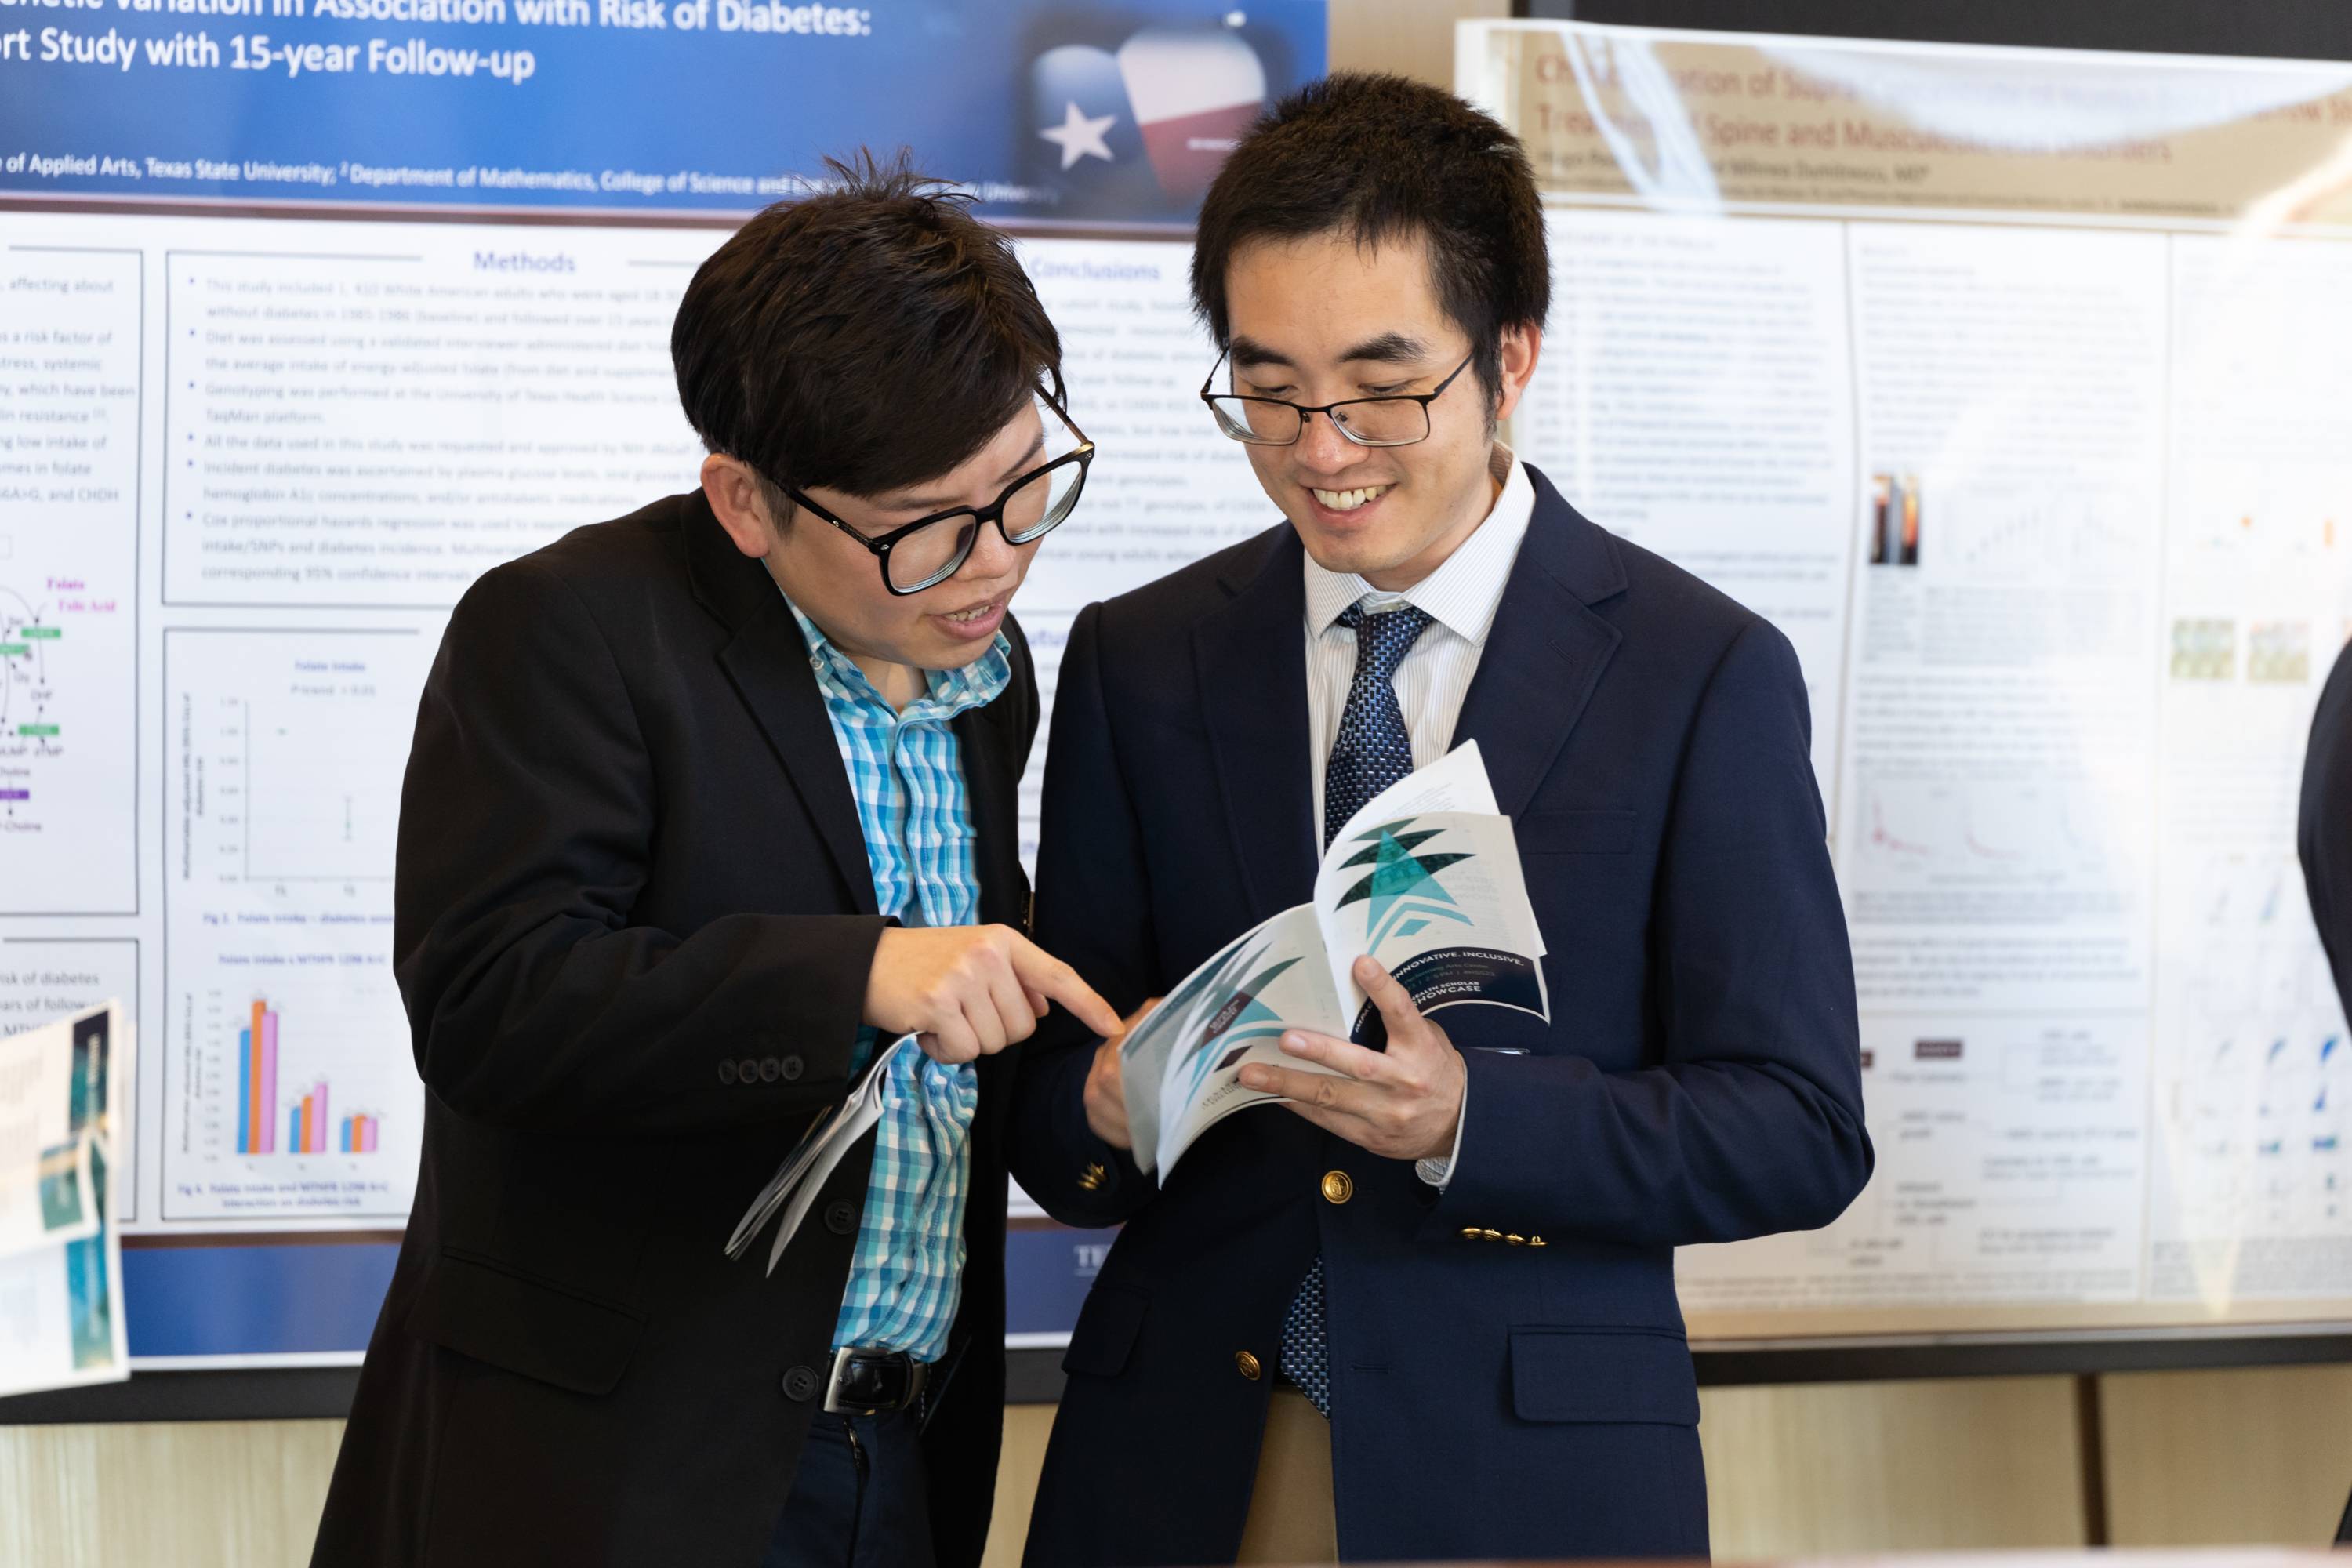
[788,603,1009,1363]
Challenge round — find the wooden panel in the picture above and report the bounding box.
[0,1418,343,1568]
[982,1403,1058,1568]
[2100,1366,2352,1546]
[0,1406,1051,1566]
[987,1380,2090,1561]
[1699,1378,2089,1556]
[0,1378,2099,1563]
[1327,0,1510,89]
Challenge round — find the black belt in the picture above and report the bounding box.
[823,1347,928,1416]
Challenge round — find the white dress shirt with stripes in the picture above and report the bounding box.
[1299,443,1537,1188]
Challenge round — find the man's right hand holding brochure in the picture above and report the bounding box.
[1238,954,1468,1163]
[1080,965,1469,1167]
[1087,968,1468,1166]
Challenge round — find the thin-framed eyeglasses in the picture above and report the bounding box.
[1199,347,1477,448]
[771,390,1094,596]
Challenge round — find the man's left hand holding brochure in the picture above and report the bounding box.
[728,1033,916,1273]
[0,1000,130,1398]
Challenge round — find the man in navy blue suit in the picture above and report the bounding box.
[1011,74,1873,1564]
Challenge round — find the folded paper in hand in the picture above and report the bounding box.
[1119,742,1549,1178]
[725,1033,914,1273]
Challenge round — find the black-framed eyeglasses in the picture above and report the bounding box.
[772,390,1094,596]
[1200,348,1477,448]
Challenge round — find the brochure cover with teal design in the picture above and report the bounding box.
[1118,743,1550,1178]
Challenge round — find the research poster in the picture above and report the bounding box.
[1,0,1322,1367]
[1463,20,2352,1338]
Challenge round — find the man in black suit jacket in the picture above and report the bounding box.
[312,158,1119,1568]
[1012,77,1873,1563]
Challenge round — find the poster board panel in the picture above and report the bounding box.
[1461,17,2352,1342]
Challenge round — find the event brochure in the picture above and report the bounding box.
[0,1002,131,1398]
[1121,743,1549,1179]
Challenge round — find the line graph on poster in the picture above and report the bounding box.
[1847,773,2129,891]
[166,629,435,893]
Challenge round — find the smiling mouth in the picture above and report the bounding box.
[939,597,1000,624]
[1310,485,1390,513]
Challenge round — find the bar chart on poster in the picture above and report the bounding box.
[1462,19,2352,1340]
[222,995,390,1159]
[166,978,408,1221]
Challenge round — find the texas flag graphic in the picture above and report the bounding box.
[1027,24,1270,213]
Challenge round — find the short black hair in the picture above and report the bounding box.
[1191,73,1548,408]
[673,151,1062,509]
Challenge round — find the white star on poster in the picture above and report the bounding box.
[1039,100,1117,171]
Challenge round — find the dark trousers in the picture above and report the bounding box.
[762,1407,937,1568]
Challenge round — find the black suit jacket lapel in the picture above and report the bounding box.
[681,492,879,917]
[1195,528,1319,915]
[1452,466,1629,818]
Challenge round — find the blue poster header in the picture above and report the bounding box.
[0,0,1325,219]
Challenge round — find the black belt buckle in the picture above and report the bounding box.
[824,1347,927,1415]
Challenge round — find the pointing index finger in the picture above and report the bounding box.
[1011,939,1123,1038]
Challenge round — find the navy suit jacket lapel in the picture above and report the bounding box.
[953,652,1029,1138]
[1195,526,1320,916]
[681,491,880,917]
[953,679,1027,932]
[1452,465,1628,818]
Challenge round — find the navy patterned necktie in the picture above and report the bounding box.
[1279,600,1435,1417]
